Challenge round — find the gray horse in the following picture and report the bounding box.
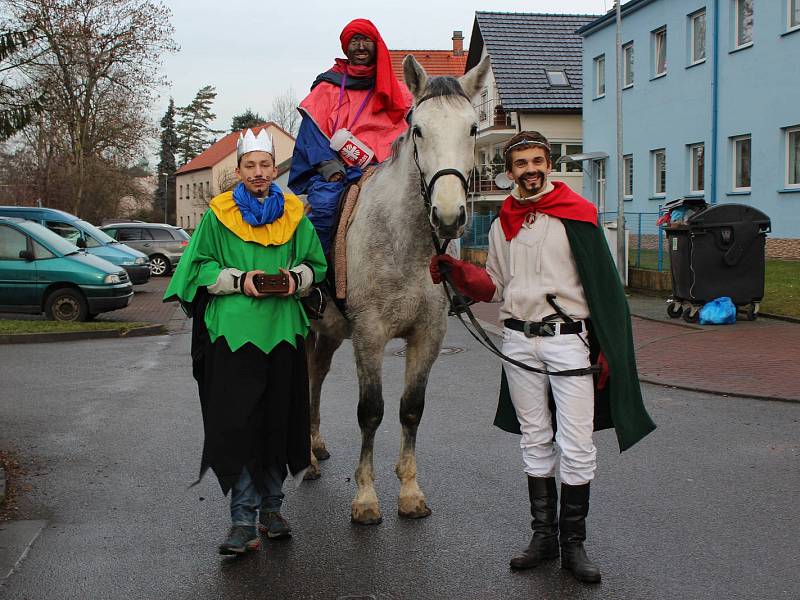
[307,55,490,524]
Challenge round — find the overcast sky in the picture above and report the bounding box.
[155,0,614,147]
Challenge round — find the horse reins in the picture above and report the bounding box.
[409,100,599,378]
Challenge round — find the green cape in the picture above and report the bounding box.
[493,219,656,452]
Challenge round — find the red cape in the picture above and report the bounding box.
[498,181,598,241]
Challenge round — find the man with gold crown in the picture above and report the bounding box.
[164,128,326,555]
[288,18,413,255]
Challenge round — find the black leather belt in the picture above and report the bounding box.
[504,318,584,337]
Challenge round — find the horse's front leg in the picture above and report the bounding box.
[351,334,387,525]
[396,325,443,519]
[305,331,343,482]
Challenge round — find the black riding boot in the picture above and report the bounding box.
[559,482,601,583]
[509,476,559,569]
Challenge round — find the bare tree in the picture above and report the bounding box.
[267,87,299,137]
[2,0,177,216]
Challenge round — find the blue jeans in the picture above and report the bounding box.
[229,464,286,526]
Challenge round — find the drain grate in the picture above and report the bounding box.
[393,346,463,357]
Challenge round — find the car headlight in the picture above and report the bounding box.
[134,257,147,265]
[104,274,121,284]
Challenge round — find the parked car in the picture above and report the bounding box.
[0,206,151,284]
[0,217,133,321]
[99,222,189,276]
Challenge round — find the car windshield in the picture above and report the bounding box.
[17,220,81,255]
[76,219,116,244]
[176,228,191,240]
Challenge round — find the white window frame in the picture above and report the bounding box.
[593,159,607,211]
[652,149,667,197]
[732,135,752,192]
[653,27,667,77]
[790,0,800,30]
[735,0,754,49]
[595,55,606,97]
[623,43,634,88]
[623,155,633,198]
[786,127,800,189]
[690,9,707,64]
[689,143,705,194]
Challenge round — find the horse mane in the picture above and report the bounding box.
[386,76,470,163]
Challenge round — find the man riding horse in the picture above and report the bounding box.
[288,18,413,256]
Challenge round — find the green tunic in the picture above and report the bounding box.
[163,210,326,354]
[493,218,656,452]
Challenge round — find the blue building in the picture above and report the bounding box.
[578,0,800,244]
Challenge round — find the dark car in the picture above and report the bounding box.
[99,223,189,276]
[0,217,133,321]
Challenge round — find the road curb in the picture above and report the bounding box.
[0,323,166,345]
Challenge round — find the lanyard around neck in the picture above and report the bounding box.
[332,73,373,133]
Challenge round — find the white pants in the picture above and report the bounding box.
[502,327,597,485]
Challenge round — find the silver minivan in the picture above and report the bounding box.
[100,223,189,276]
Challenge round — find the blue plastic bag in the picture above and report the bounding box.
[699,296,737,325]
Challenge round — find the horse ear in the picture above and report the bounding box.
[403,54,428,102]
[459,55,491,101]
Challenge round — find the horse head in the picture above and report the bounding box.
[403,54,491,240]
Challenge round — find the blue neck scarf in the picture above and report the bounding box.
[232,182,285,226]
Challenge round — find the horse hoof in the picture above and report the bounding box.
[351,503,382,525]
[313,446,330,461]
[398,505,432,519]
[351,514,383,526]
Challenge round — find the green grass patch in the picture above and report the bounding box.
[761,259,800,318]
[0,320,154,335]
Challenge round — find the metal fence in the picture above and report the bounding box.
[462,210,670,272]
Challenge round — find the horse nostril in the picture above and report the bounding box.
[457,206,467,227]
[431,206,441,227]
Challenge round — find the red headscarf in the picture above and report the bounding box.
[498,181,598,241]
[338,18,408,124]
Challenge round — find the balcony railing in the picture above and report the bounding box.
[474,97,512,130]
[469,163,511,194]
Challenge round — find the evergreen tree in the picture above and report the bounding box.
[175,85,223,165]
[155,98,178,223]
[0,28,43,140]
[231,108,267,132]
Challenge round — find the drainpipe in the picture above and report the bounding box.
[710,0,720,204]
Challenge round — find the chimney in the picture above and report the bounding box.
[452,30,464,56]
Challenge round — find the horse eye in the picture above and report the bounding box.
[470,123,478,136]
[413,125,423,138]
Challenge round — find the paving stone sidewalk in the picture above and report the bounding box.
[469,293,800,403]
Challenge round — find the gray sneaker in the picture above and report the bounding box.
[218,525,261,555]
[258,511,292,539]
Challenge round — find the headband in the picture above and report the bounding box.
[504,139,551,155]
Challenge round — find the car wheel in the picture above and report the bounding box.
[149,254,171,276]
[45,288,89,322]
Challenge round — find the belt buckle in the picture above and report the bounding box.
[523,321,556,337]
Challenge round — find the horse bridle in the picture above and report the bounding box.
[409,93,598,378]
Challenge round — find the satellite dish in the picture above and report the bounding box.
[494,172,513,190]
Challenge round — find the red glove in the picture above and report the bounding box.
[596,351,610,391]
[429,255,496,302]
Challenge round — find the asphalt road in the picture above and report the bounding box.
[1,321,798,600]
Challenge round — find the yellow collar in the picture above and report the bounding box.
[210,190,305,246]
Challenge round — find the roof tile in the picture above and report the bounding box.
[469,12,599,112]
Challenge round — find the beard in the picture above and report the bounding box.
[516,170,547,197]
